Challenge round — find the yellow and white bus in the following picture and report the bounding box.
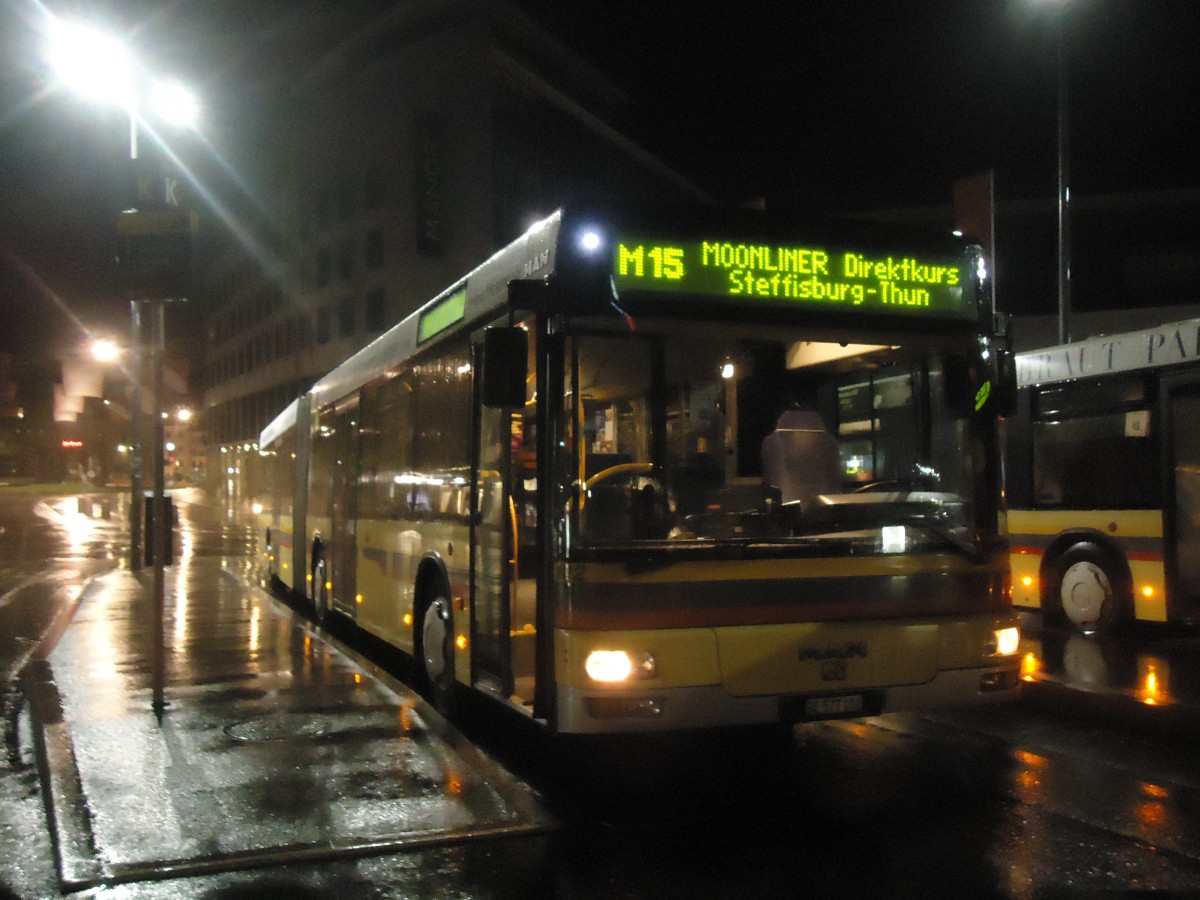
[1008,318,1200,631]
[257,206,1020,733]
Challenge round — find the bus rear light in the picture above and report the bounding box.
[986,626,1020,657]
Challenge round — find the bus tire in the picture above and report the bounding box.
[417,591,458,716]
[1048,543,1130,633]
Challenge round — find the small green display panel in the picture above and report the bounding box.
[417,287,466,343]
[612,237,973,319]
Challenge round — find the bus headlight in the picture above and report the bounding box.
[987,626,1021,657]
[584,650,657,683]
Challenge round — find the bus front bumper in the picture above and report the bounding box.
[555,664,1021,734]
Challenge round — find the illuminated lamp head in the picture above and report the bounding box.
[577,228,604,254]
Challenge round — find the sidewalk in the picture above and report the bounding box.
[22,559,553,892]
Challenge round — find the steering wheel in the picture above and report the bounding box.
[584,462,655,491]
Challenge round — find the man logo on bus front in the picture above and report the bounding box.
[798,642,868,681]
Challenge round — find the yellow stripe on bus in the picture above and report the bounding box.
[1007,509,1163,538]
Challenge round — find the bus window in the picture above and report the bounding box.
[1032,412,1158,508]
[571,335,663,543]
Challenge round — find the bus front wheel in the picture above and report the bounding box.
[417,593,458,716]
[1048,543,1130,632]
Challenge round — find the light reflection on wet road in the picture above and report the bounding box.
[3,488,1200,897]
[1019,611,1200,712]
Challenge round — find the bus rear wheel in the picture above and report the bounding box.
[417,593,458,716]
[1048,543,1130,633]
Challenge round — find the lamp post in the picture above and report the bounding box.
[47,16,197,717]
[1053,3,1072,344]
[47,17,197,574]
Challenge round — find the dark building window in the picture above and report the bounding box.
[365,288,386,332]
[338,239,353,279]
[365,227,385,270]
[316,248,331,287]
[364,163,383,211]
[316,305,332,345]
[338,296,355,338]
[338,179,354,221]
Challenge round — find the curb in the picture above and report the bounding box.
[21,572,114,892]
[24,661,103,891]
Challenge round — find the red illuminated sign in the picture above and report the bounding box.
[61,439,84,449]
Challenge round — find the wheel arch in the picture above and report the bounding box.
[412,552,452,639]
[1038,528,1134,605]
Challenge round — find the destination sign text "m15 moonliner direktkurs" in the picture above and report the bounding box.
[612,238,971,319]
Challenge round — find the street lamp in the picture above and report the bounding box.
[45,15,198,573]
[46,16,198,717]
[44,16,198,160]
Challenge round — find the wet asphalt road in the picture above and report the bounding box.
[3,488,1200,898]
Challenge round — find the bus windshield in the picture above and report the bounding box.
[563,320,993,557]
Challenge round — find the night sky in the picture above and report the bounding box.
[2,0,1198,358]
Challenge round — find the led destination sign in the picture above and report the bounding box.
[612,237,972,318]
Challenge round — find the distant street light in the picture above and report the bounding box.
[90,338,120,364]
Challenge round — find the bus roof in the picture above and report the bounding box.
[259,396,300,448]
[1015,317,1200,388]
[308,211,563,412]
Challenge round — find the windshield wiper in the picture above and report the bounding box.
[799,500,982,560]
[884,513,981,561]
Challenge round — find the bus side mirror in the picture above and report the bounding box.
[482,326,528,408]
[943,356,976,417]
[996,351,1018,417]
[943,353,1018,417]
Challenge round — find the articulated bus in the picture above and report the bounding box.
[256,206,1020,734]
[1008,318,1200,631]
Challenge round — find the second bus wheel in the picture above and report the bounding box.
[417,592,458,716]
[1048,543,1131,633]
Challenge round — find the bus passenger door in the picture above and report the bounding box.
[1165,377,1200,620]
[472,404,513,698]
[329,397,360,618]
[471,328,538,710]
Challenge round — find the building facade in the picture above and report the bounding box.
[199,0,712,499]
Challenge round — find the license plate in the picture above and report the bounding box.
[804,694,865,718]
